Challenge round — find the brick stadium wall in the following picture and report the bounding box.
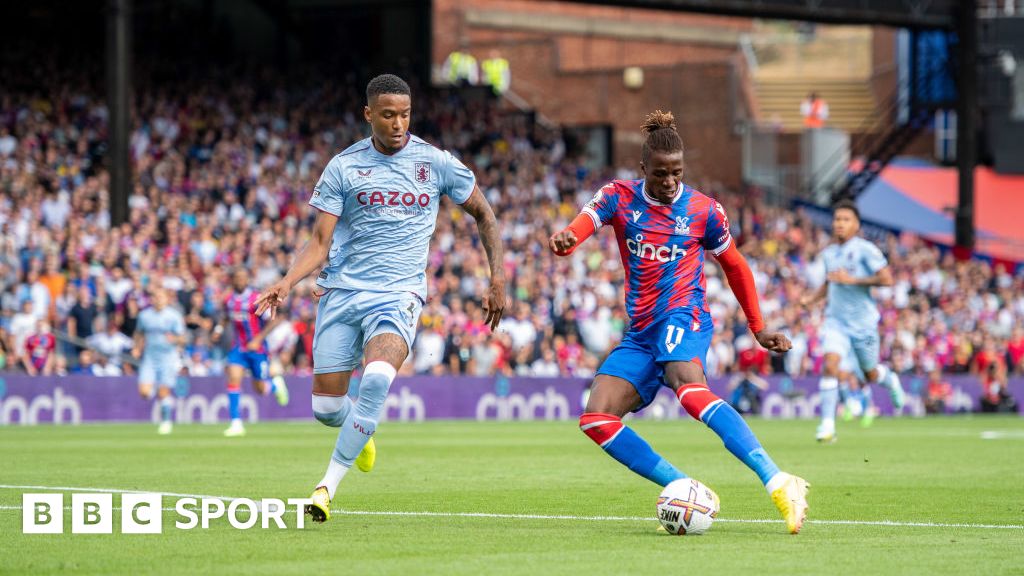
[433,0,751,188]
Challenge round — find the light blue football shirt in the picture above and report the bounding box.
[137,305,185,357]
[309,134,475,300]
[821,236,889,335]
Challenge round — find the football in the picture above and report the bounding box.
[656,478,721,535]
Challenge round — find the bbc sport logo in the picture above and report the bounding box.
[22,493,313,533]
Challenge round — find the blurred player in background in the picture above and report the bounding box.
[838,347,875,427]
[218,268,290,438]
[801,200,905,443]
[133,288,185,435]
[549,111,809,534]
[256,74,505,523]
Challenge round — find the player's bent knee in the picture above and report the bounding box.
[313,371,352,396]
[312,394,348,427]
[822,354,841,376]
[358,361,397,404]
[579,412,624,446]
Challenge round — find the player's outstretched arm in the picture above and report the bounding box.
[714,243,792,353]
[828,266,893,287]
[255,209,338,318]
[458,186,506,331]
[799,282,828,308]
[549,213,597,256]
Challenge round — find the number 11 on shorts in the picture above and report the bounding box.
[665,325,684,353]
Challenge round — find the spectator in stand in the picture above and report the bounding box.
[87,315,134,373]
[800,92,829,129]
[924,369,953,414]
[22,319,56,376]
[979,362,1017,413]
[67,285,99,351]
[729,335,771,414]
[0,56,1022,380]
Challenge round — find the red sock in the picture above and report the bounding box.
[676,383,721,421]
[579,412,624,446]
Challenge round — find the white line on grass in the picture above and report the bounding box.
[980,430,1024,440]
[1,484,1022,530]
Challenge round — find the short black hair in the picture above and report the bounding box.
[833,198,860,221]
[366,74,411,104]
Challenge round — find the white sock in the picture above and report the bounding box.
[819,377,839,431]
[231,418,243,426]
[872,364,891,387]
[765,471,790,494]
[319,460,351,500]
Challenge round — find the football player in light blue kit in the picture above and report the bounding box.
[802,200,905,443]
[133,288,186,435]
[256,74,506,522]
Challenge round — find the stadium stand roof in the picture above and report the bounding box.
[562,0,958,28]
[858,159,1024,263]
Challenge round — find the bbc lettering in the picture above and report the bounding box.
[22,494,313,533]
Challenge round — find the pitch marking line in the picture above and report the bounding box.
[980,430,1024,440]
[1,484,1022,530]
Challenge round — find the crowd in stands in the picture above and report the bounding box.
[1,62,1022,413]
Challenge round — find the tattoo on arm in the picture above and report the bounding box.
[460,187,505,281]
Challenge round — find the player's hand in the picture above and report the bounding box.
[131,347,142,360]
[245,340,261,352]
[827,270,857,285]
[548,229,578,256]
[255,280,291,319]
[482,279,506,331]
[798,294,817,308]
[754,330,792,353]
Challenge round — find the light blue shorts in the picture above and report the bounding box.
[312,289,422,374]
[139,353,181,389]
[821,320,880,374]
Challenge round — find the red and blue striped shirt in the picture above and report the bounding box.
[225,288,267,354]
[582,179,732,331]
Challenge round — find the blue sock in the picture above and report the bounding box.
[332,363,394,466]
[160,397,173,423]
[267,379,277,394]
[702,401,780,485]
[228,389,241,420]
[580,414,686,487]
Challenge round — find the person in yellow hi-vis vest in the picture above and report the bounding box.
[481,51,511,96]
[442,50,479,87]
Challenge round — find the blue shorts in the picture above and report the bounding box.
[597,311,713,410]
[821,319,879,374]
[313,288,422,374]
[139,353,181,389]
[227,348,270,381]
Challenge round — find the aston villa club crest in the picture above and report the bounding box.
[414,162,431,183]
[674,216,691,235]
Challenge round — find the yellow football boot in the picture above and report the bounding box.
[305,486,331,523]
[355,437,376,473]
[771,474,810,534]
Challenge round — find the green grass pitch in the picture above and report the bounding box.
[2,416,1023,575]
